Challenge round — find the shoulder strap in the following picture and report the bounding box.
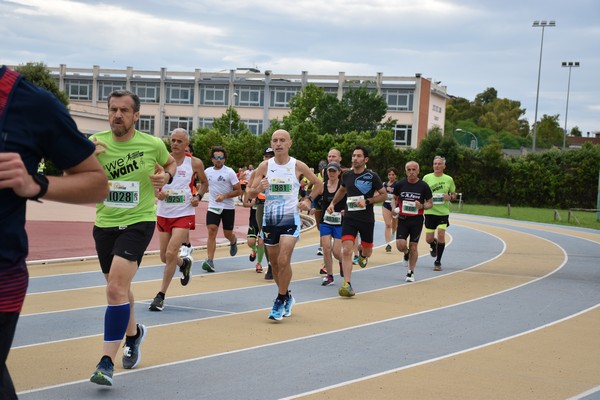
[0,68,23,148]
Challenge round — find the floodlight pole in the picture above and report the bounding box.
[561,61,580,149]
[531,20,556,152]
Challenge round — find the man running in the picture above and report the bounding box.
[422,156,456,271]
[392,161,433,282]
[149,128,207,311]
[247,130,323,320]
[327,145,387,297]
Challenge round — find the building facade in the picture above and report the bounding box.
[48,65,447,148]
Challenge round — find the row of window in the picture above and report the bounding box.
[65,80,414,110]
[136,115,411,146]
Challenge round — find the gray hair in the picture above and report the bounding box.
[171,128,189,140]
[434,155,446,165]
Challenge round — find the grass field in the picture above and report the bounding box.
[451,203,600,231]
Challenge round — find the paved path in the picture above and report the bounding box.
[11,202,600,399]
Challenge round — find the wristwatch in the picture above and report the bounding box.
[29,173,49,202]
[365,198,370,205]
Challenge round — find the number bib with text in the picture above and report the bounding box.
[347,195,366,212]
[323,211,342,225]
[401,200,418,215]
[164,189,186,206]
[432,193,445,204]
[269,177,293,196]
[104,180,140,208]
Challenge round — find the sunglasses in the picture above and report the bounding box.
[212,156,225,160]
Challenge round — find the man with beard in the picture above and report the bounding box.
[327,145,387,297]
[89,90,176,386]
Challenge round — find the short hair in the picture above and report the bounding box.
[210,146,227,159]
[353,145,369,158]
[386,167,399,175]
[107,90,140,113]
[171,128,189,140]
[434,155,446,164]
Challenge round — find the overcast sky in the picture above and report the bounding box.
[2,0,599,135]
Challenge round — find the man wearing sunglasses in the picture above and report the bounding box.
[202,146,242,272]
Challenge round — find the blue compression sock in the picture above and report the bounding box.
[104,303,130,342]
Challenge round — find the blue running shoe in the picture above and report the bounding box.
[90,356,114,386]
[283,292,295,317]
[268,298,285,321]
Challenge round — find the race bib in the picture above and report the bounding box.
[104,180,139,208]
[432,193,445,205]
[347,195,366,212]
[208,207,223,215]
[323,211,342,225]
[164,189,186,206]
[401,200,418,215]
[385,193,394,202]
[269,177,293,196]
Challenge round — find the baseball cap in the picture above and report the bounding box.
[263,147,274,155]
[326,161,341,171]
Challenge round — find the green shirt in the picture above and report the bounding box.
[91,130,170,228]
[423,172,456,216]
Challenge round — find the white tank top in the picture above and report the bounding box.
[263,157,300,227]
[157,156,195,218]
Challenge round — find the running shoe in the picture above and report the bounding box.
[149,293,164,311]
[249,249,257,262]
[403,249,410,262]
[255,262,263,273]
[405,271,415,282]
[319,265,327,275]
[230,237,238,256]
[352,255,359,265]
[122,324,147,369]
[430,239,438,258]
[358,255,368,268]
[178,243,193,258]
[283,292,295,317]
[322,275,334,286]
[202,259,215,273]
[316,247,323,256]
[434,261,442,271]
[180,255,193,285]
[264,264,273,280]
[90,356,114,386]
[338,282,355,297]
[268,298,285,321]
[385,244,392,253]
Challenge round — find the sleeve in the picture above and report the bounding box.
[155,137,170,166]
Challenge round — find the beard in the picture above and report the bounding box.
[110,121,133,137]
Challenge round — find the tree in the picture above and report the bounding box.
[570,126,582,137]
[283,83,394,137]
[14,62,69,106]
[535,114,563,148]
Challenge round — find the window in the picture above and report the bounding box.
[198,118,214,129]
[243,119,264,135]
[200,85,227,106]
[164,116,193,136]
[65,80,91,100]
[237,86,263,107]
[98,81,125,101]
[393,124,412,146]
[132,82,159,103]
[383,89,414,111]
[270,86,299,108]
[136,115,155,135]
[166,83,193,104]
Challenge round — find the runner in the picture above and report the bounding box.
[327,146,387,297]
[423,155,456,271]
